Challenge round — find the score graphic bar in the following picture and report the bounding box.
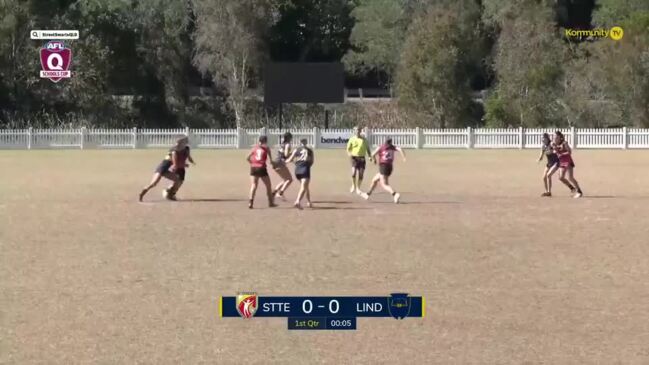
[220,293,424,330]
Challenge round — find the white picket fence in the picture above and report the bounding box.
[1,127,649,150]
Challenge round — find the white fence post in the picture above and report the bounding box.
[132,127,138,148]
[623,127,628,150]
[519,127,525,149]
[80,127,86,149]
[466,127,473,149]
[237,127,245,149]
[365,127,372,146]
[571,126,577,149]
[313,127,320,148]
[27,127,33,150]
[416,127,423,149]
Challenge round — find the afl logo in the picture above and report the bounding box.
[40,41,72,83]
[236,292,258,319]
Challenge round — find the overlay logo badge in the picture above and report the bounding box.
[236,292,258,319]
[388,293,411,320]
[40,40,72,83]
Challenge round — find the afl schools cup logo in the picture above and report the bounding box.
[236,292,258,319]
[40,41,72,83]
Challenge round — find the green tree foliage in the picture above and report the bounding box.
[396,2,482,127]
[269,0,354,62]
[0,0,648,128]
[192,0,278,127]
[484,0,565,127]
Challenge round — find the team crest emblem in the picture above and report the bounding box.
[388,293,411,320]
[40,41,72,83]
[236,292,258,319]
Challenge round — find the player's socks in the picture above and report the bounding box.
[248,199,253,209]
[392,192,400,204]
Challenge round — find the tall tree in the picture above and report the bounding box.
[192,0,278,127]
[484,0,565,127]
[396,2,482,127]
[344,0,434,85]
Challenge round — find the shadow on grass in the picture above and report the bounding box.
[370,201,462,205]
[312,200,354,204]
[178,198,247,203]
[309,206,371,210]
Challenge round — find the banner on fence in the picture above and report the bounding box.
[319,131,351,148]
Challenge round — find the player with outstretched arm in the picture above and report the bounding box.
[362,138,406,204]
[247,135,277,209]
[286,138,314,209]
[346,126,372,195]
[139,136,194,202]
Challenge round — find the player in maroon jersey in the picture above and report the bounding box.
[554,131,583,198]
[139,136,195,201]
[362,138,406,203]
[246,135,277,209]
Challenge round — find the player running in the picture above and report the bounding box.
[139,136,194,202]
[554,131,583,198]
[537,133,560,197]
[286,138,314,209]
[362,138,406,203]
[346,126,372,195]
[247,135,277,209]
[272,132,294,201]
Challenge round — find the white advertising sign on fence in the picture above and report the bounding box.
[318,129,352,149]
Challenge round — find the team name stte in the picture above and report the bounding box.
[262,302,291,313]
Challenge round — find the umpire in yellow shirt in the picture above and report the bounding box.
[346,126,373,194]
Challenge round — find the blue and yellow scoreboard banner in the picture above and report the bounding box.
[220,293,425,330]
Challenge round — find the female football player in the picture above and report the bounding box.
[272,132,294,200]
[537,133,560,197]
[247,135,277,209]
[139,136,194,201]
[554,131,583,198]
[286,138,314,209]
[362,138,406,204]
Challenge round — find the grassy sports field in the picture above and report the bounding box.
[1,149,649,364]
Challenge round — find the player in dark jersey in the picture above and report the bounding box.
[362,138,406,203]
[554,131,583,198]
[272,132,294,201]
[537,133,561,197]
[139,136,195,201]
[286,138,314,209]
[246,135,277,209]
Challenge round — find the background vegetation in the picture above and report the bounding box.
[0,0,647,128]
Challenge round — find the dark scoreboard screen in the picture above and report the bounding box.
[220,293,424,330]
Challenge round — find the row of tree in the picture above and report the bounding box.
[0,0,647,128]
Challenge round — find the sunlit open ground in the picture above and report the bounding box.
[1,149,649,364]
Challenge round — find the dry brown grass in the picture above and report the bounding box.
[1,149,649,364]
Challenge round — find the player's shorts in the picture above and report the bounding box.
[175,168,186,181]
[379,163,393,177]
[250,166,269,177]
[155,160,173,174]
[559,159,575,169]
[350,156,366,169]
[546,156,559,168]
[295,166,311,180]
